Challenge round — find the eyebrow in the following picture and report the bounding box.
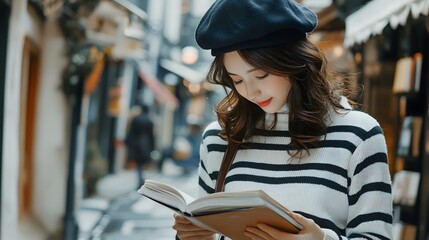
[227,68,259,75]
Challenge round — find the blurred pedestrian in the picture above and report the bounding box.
[125,104,155,188]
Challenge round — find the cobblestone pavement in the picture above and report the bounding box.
[88,163,199,240]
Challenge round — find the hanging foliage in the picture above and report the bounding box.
[58,0,100,100]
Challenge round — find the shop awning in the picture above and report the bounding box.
[160,59,208,84]
[345,0,429,47]
[137,62,179,109]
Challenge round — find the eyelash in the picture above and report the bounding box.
[232,74,268,85]
[233,80,242,85]
[256,73,268,80]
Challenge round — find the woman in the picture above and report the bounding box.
[173,0,393,239]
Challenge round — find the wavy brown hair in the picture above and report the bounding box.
[207,38,356,157]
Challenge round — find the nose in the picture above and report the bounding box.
[244,82,261,101]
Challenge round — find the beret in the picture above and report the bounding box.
[195,0,318,56]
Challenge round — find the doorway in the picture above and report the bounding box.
[18,38,41,218]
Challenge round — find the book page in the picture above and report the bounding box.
[187,190,267,214]
[138,179,195,212]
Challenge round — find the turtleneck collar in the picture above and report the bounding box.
[276,104,289,114]
[264,104,289,129]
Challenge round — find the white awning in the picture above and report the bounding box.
[160,59,209,84]
[345,0,429,47]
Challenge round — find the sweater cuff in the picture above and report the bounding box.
[323,228,338,240]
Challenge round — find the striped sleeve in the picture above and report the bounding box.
[197,125,217,197]
[324,125,393,240]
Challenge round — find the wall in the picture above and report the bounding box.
[2,0,69,238]
[32,17,69,234]
[3,0,28,239]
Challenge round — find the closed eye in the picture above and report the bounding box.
[233,80,243,85]
[256,73,268,80]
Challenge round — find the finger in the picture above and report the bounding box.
[173,222,206,232]
[289,211,306,223]
[288,212,316,228]
[178,230,214,238]
[173,219,216,235]
[244,231,265,240]
[257,223,296,239]
[246,226,274,240]
[174,214,192,224]
[173,214,216,240]
[176,230,215,240]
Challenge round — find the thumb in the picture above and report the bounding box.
[174,213,191,223]
[288,211,309,226]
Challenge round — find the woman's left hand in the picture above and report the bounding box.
[244,211,324,240]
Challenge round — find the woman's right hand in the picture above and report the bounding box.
[173,213,217,240]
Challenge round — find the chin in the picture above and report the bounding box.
[260,107,278,114]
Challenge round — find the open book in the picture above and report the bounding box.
[138,179,303,240]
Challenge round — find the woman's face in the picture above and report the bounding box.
[223,51,291,113]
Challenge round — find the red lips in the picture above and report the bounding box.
[257,98,273,107]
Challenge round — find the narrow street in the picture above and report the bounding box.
[3,1,429,240]
[81,160,199,240]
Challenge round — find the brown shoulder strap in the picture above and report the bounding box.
[215,139,242,192]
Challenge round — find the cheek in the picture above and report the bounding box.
[267,79,291,100]
[234,85,247,98]
[280,78,291,90]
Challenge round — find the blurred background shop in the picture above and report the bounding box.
[0,0,428,240]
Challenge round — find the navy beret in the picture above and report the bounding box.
[195,0,318,56]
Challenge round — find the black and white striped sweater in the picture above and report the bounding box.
[197,103,393,240]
